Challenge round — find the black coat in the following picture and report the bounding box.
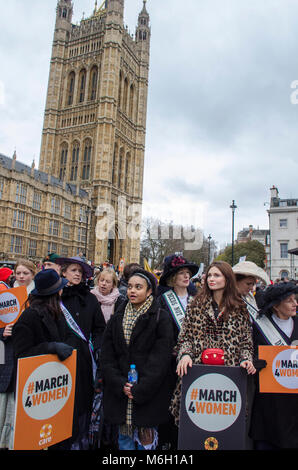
[100,299,175,427]
[60,283,106,417]
[0,329,14,393]
[249,315,298,448]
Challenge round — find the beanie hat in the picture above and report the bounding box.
[0,267,13,283]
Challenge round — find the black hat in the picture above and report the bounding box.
[128,268,158,297]
[31,269,68,296]
[259,282,298,315]
[159,254,199,286]
[55,256,93,279]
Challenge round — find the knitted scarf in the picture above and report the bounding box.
[91,286,120,323]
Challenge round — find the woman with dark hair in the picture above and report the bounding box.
[54,256,106,449]
[249,282,298,449]
[100,268,174,450]
[170,261,256,427]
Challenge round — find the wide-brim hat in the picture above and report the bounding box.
[55,256,93,279]
[31,269,68,296]
[259,282,298,315]
[232,261,270,285]
[159,254,199,286]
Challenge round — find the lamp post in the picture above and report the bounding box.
[208,234,212,265]
[230,200,237,266]
[84,207,91,261]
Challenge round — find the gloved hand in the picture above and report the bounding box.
[48,342,74,361]
[253,359,267,371]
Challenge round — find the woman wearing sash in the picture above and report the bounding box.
[249,282,298,449]
[55,256,106,449]
[156,254,198,449]
[100,268,174,450]
[170,261,256,436]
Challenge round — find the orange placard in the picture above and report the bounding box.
[13,350,77,450]
[0,286,27,328]
[259,345,298,394]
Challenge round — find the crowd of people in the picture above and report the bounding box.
[0,252,298,451]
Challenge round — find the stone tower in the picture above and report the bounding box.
[39,0,151,265]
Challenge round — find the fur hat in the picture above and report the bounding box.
[232,261,270,285]
[259,282,298,315]
[159,254,199,286]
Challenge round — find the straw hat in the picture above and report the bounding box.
[232,261,270,285]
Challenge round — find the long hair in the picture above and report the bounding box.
[194,261,244,320]
[25,292,62,320]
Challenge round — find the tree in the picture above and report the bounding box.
[215,240,266,268]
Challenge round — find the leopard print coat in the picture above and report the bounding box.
[170,295,253,425]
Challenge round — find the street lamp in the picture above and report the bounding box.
[230,200,237,266]
[84,207,91,260]
[208,234,212,265]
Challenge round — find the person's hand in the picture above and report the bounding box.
[3,324,13,337]
[123,382,133,399]
[48,342,74,361]
[240,360,256,375]
[177,354,192,377]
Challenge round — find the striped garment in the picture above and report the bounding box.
[120,295,153,437]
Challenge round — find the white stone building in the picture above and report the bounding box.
[268,186,298,281]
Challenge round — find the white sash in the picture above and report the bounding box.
[163,290,186,330]
[60,302,97,380]
[243,296,287,346]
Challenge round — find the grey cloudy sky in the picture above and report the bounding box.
[1,0,298,250]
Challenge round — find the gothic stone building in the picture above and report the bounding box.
[39,0,151,265]
[0,0,150,266]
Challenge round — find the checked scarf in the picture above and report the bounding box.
[120,295,153,436]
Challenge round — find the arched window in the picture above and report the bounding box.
[129,84,134,120]
[70,141,80,181]
[118,147,124,189]
[90,66,98,101]
[112,143,118,185]
[125,152,131,192]
[78,69,87,103]
[118,71,123,109]
[59,143,68,180]
[82,140,92,180]
[67,72,75,106]
[123,78,128,114]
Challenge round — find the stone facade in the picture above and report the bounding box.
[39,0,151,265]
[0,152,90,263]
[268,185,298,280]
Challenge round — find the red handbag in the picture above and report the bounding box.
[201,348,224,365]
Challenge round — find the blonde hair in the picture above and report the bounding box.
[95,268,118,289]
[14,258,36,276]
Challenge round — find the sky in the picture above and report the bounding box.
[1,0,298,251]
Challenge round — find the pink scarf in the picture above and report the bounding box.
[91,286,120,323]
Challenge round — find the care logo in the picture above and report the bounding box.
[39,423,53,446]
[22,361,72,420]
[0,290,20,324]
[272,348,298,389]
[185,373,242,432]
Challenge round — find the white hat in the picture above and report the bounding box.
[232,261,270,285]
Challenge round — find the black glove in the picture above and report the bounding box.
[253,359,267,371]
[48,342,74,361]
